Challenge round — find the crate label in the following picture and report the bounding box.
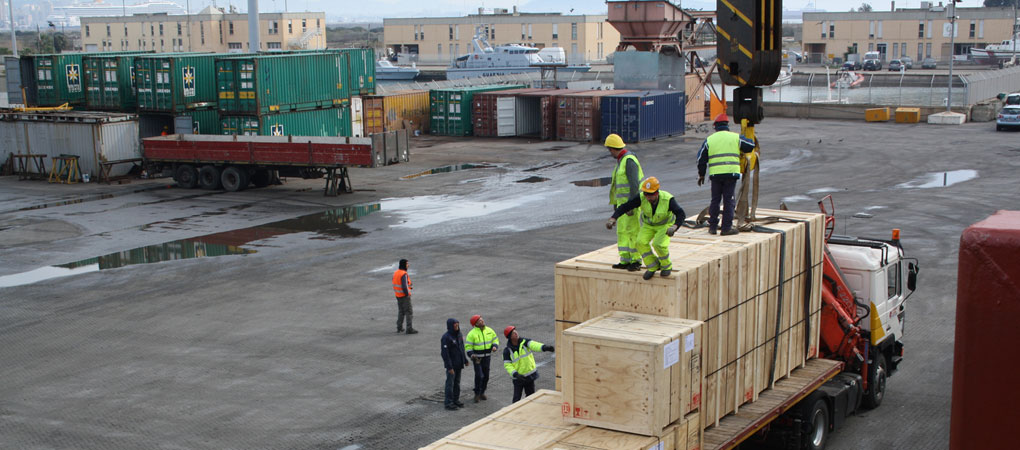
[561,402,571,417]
[685,333,695,352]
[664,339,680,369]
[573,406,590,419]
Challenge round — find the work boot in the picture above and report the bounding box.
[406,328,418,334]
[612,262,629,270]
[708,226,718,235]
[626,262,641,272]
[397,326,404,333]
[454,400,465,407]
[643,270,656,280]
[480,394,487,401]
[660,269,672,278]
[720,229,739,236]
[474,394,480,403]
[445,405,458,411]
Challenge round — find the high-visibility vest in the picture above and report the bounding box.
[465,326,499,356]
[641,190,676,227]
[392,269,411,297]
[705,131,742,176]
[503,338,545,378]
[609,152,643,206]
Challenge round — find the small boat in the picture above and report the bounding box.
[376,59,420,80]
[830,70,864,89]
[970,30,1020,65]
[446,26,590,80]
[771,65,792,86]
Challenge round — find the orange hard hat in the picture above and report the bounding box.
[504,325,516,338]
[714,113,729,123]
[470,315,482,326]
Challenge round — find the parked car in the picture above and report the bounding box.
[863,59,882,71]
[901,56,914,69]
[843,60,862,70]
[791,51,803,63]
[921,58,937,69]
[888,59,905,71]
[997,105,1020,131]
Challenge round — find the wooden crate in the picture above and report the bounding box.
[560,312,703,436]
[421,390,580,449]
[541,422,676,450]
[554,209,825,428]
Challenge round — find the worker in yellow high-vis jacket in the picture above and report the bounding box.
[605,133,644,272]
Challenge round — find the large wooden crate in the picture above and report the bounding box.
[554,209,825,428]
[560,311,702,437]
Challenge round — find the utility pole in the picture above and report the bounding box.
[947,1,957,112]
[1013,0,1017,64]
[9,0,15,56]
[247,0,259,51]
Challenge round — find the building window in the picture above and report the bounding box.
[124,26,128,36]
[229,42,243,49]
[969,21,975,38]
[868,42,874,52]
[177,23,182,35]
[869,21,874,39]
[151,24,155,35]
[979,19,984,38]
[926,42,932,58]
[829,23,834,38]
[421,25,425,40]
[201,23,205,44]
[552,23,558,39]
[317,19,321,29]
[490,24,494,39]
[917,43,924,60]
[268,42,281,49]
[159,23,164,36]
[288,20,293,34]
[918,21,924,38]
[85,25,90,37]
[528,24,532,39]
[598,22,603,39]
[455,25,460,40]
[876,21,882,38]
[438,43,442,61]
[302,19,307,32]
[571,23,577,40]
[522,24,526,40]
[571,42,577,62]
[892,43,898,58]
[901,42,906,57]
[927,20,932,38]
[449,24,453,40]
[229,22,234,35]
[270,20,278,34]
[104,24,110,36]
[821,21,827,38]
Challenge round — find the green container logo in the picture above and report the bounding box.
[66,64,82,93]
[183,66,196,97]
[270,124,284,136]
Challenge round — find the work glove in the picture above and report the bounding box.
[605,217,617,230]
[697,176,705,186]
[666,224,678,237]
[542,344,555,352]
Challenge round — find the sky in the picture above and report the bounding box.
[177,0,991,22]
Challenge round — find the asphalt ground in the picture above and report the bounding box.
[1,118,1015,449]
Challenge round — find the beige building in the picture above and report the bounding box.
[383,9,621,65]
[80,6,326,53]
[803,6,1017,63]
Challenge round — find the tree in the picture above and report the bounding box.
[53,33,69,52]
[984,0,1016,7]
[857,3,874,11]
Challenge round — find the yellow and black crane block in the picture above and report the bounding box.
[715,0,783,87]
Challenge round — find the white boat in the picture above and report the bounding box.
[970,32,1020,65]
[376,59,420,81]
[771,65,792,86]
[446,27,591,80]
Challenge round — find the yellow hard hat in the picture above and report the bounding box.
[604,133,625,149]
[640,176,660,193]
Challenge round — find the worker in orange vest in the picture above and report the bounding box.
[392,259,417,334]
[160,126,169,136]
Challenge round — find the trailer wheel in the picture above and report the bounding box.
[801,397,829,450]
[198,165,222,190]
[221,166,249,192]
[251,169,271,188]
[863,353,887,409]
[175,164,199,189]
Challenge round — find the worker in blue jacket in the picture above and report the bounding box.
[441,318,469,410]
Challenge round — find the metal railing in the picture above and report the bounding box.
[960,65,1020,105]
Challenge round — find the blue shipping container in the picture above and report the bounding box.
[600,91,685,143]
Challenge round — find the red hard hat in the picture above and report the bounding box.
[503,325,516,338]
[470,315,481,326]
[714,113,729,123]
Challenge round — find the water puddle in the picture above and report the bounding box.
[0,203,380,289]
[517,176,550,183]
[571,177,612,187]
[400,163,496,180]
[896,170,977,189]
[1,184,175,215]
[381,194,548,229]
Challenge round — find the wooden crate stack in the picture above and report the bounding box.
[421,390,702,450]
[554,209,825,428]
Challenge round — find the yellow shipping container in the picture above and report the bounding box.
[865,107,890,122]
[363,90,430,135]
[895,107,921,123]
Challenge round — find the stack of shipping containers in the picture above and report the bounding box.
[34,51,141,106]
[429,85,526,137]
[555,90,636,142]
[134,53,224,135]
[599,91,686,143]
[362,90,431,135]
[83,52,153,111]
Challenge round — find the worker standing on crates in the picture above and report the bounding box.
[465,315,498,403]
[696,114,756,236]
[605,133,644,272]
[502,326,554,403]
[606,176,686,280]
[392,259,418,334]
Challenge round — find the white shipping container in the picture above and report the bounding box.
[0,112,141,179]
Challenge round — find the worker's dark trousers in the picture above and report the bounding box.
[444,367,462,407]
[472,356,491,395]
[396,296,412,330]
[709,177,738,231]
[511,375,537,403]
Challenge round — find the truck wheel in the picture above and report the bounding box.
[251,169,271,188]
[198,165,222,190]
[221,166,249,192]
[863,353,887,409]
[801,396,830,450]
[175,164,199,189]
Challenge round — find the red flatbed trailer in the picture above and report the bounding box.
[142,131,408,195]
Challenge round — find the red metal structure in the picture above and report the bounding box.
[606,0,691,53]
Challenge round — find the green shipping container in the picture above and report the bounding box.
[429,85,526,136]
[135,53,237,112]
[84,52,154,110]
[215,52,349,115]
[340,48,375,95]
[220,106,352,136]
[34,51,141,106]
[179,108,222,134]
